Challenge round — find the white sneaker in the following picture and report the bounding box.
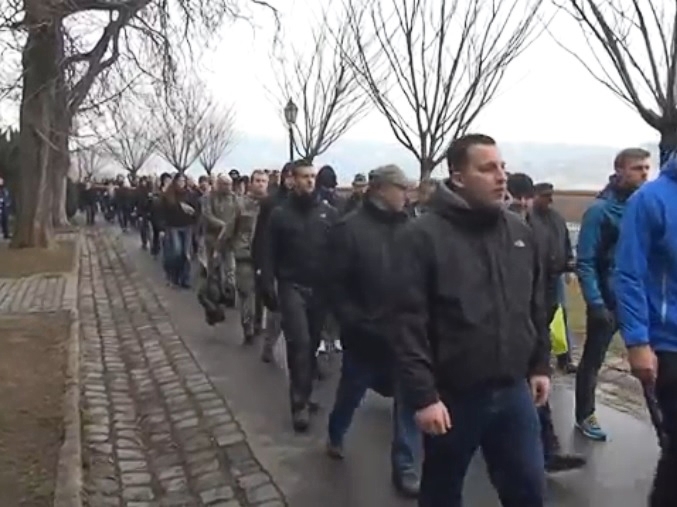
[333,339,343,352]
[317,341,327,354]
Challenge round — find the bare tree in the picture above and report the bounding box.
[345,0,543,179]
[73,145,104,181]
[198,107,236,176]
[154,80,213,174]
[272,11,370,162]
[557,1,677,163]
[3,0,276,248]
[100,98,157,179]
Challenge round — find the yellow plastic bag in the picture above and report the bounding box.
[550,306,569,356]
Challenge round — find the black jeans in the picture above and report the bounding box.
[139,214,150,248]
[85,204,96,225]
[278,282,326,413]
[651,351,677,507]
[150,222,162,256]
[575,310,617,422]
[0,209,8,238]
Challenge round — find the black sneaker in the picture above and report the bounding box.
[261,345,274,363]
[292,407,310,433]
[545,453,586,473]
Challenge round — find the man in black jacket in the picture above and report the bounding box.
[325,165,421,497]
[392,134,551,507]
[253,163,293,363]
[507,173,586,475]
[260,159,339,432]
[531,182,577,372]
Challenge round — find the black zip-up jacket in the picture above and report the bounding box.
[262,193,338,288]
[160,192,195,228]
[252,186,288,272]
[327,197,408,365]
[391,182,551,410]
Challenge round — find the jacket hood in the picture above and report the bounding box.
[428,180,501,228]
[317,165,338,189]
[661,155,677,181]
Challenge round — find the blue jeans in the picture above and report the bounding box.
[165,227,192,286]
[328,352,421,477]
[419,380,545,507]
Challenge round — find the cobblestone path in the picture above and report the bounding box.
[80,229,285,507]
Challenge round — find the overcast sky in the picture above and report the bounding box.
[195,0,659,149]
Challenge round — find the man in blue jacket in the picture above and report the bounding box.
[614,156,677,507]
[575,147,650,441]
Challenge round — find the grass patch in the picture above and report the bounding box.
[0,312,70,506]
[0,240,76,278]
[565,278,627,358]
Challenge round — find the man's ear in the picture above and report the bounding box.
[450,170,464,189]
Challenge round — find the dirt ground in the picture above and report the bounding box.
[0,240,76,278]
[565,278,627,357]
[0,312,70,506]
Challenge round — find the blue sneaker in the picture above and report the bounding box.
[576,414,608,441]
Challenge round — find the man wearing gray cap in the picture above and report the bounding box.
[325,164,422,497]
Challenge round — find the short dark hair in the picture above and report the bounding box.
[507,173,534,198]
[534,182,554,194]
[445,134,496,173]
[288,159,313,177]
[251,169,268,180]
[614,147,651,169]
[198,175,209,184]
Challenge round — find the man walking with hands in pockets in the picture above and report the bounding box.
[391,134,551,507]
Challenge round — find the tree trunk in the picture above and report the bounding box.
[51,26,70,229]
[420,157,435,181]
[11,6,60,248]
[659,129,677,166]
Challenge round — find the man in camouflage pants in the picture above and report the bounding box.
[232,170,269,344]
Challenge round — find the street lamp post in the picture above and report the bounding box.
[284,98,298,162]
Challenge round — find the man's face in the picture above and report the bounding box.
[451,144,507,206]
[617,157,650,189]
[377,183,408,212]
[199,179,210,192]
[510,195,533,215]
[250,173,269,197]
[215,176,232,193]
[176,176,186,189]
[293,165,316,195]
[0,177,4,186]
[353,182,367,195]
[533,191,553,211]
[283,173,295,190]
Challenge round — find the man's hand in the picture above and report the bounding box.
[628,345,658,385]
[529,375,551,406]
[415,401,452,435]
[180,202,195,215]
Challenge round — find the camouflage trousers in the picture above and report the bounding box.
[235,260,256,337]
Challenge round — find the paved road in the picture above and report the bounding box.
[118,229,660,507]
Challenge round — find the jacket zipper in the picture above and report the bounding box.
[661,270,668,325]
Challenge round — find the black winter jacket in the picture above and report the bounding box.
[327,198,409,364]
[262,193,338,288]
[391,182,551,410]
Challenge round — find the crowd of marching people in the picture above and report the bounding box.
[78,134,675,507]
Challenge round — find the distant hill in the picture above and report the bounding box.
[132,135,659,191]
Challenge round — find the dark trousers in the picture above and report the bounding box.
[538,403,558,461]
[118,207,130,230]
[0,208,9,238]
[575,311,617,422]
[85,204,96,225]
[139,214,150,248]
[328,351,421,476]
[651,352,677,507]
[278,282,326,412]
[419,380,545,507]
[151,223,162,256]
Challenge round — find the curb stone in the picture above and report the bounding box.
[54,230,83,507]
